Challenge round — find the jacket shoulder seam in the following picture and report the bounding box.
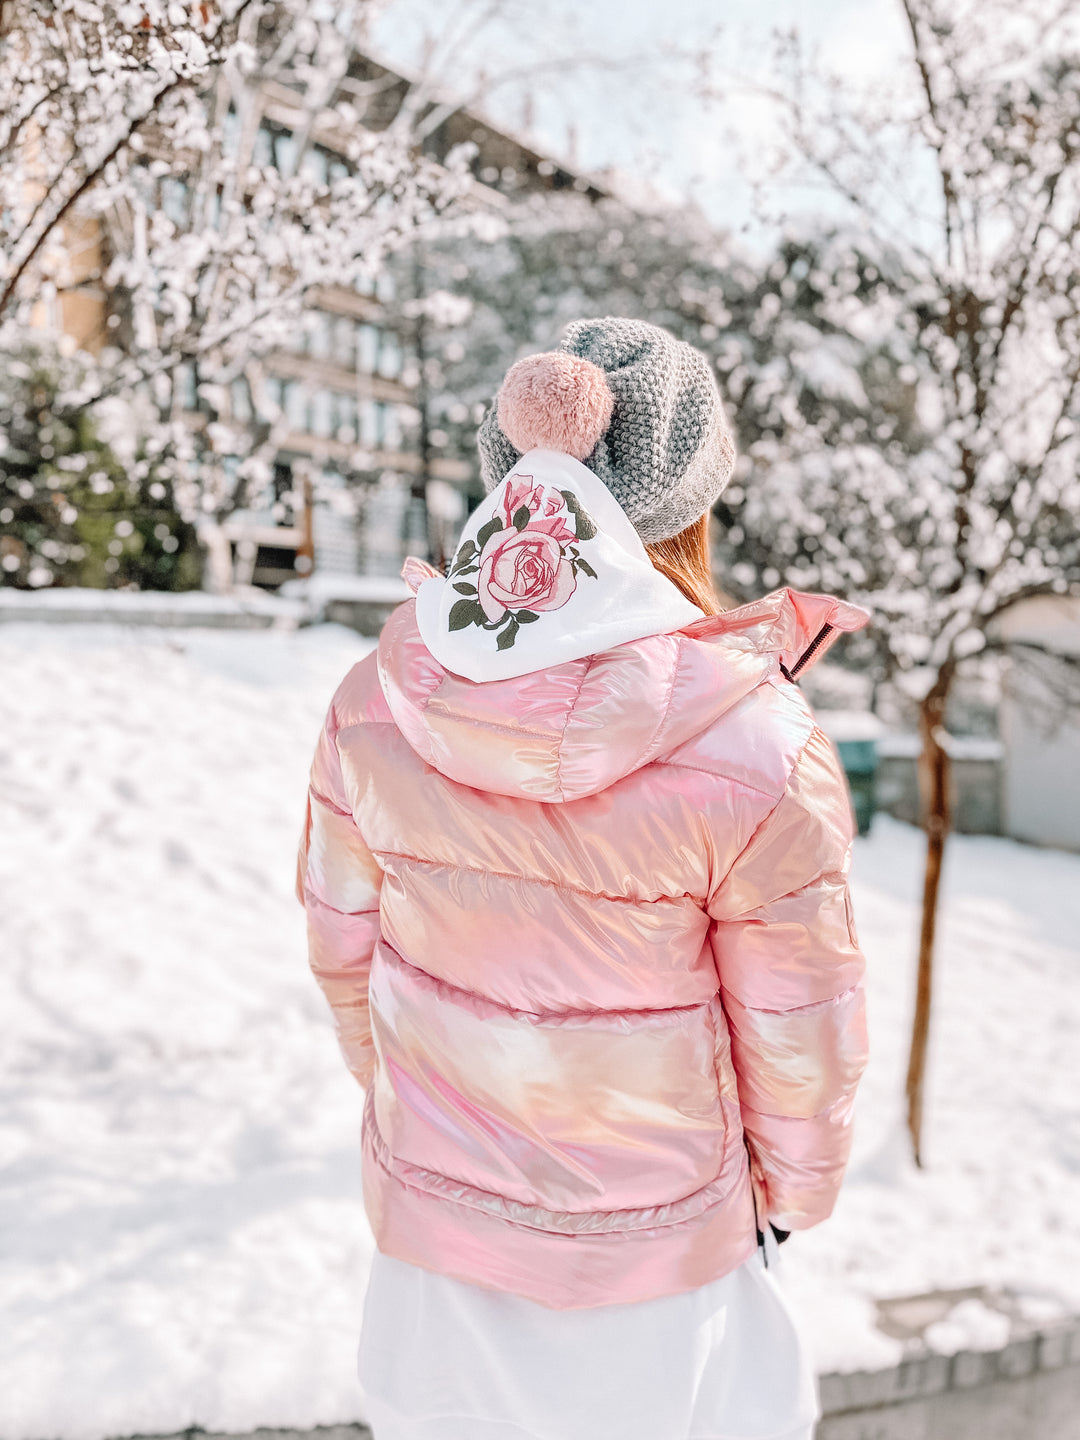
[553,654,595,802]
[652,756,782,803]
[707,727,821,909]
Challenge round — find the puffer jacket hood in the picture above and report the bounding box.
[378,586,868,803]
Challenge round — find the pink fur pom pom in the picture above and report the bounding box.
[497,352,614,461]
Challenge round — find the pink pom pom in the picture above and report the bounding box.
[497,352,614,461]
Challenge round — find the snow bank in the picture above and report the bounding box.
[1,622,375,1440]
[279,575,410,605]
[783,815,1080,1373]
[1,620,1079,1438]
[0,586,306,628]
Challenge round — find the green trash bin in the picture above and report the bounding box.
[835,737,877,837]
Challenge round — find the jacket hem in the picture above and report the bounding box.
[361,1097,759,1310]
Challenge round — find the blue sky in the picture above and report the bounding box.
[371,0,911,231]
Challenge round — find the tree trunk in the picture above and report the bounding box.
[904,669,954,1167]
[410,247,434,566]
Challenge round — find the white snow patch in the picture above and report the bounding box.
[280,574,410,605]
[782,816,1080,1374]
[815,709,886,742]
[1,622,376,1440]
[923,1299,1012,1355]
[0,585,305,622]
[1,620,1079,1435]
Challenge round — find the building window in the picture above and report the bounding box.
[252,124,274,169]
[357,324,379,374]
[231,377,252,423]
[301,147,329,186]
[273,460,294,507]
[308,311,333,361]
[334,392,357,442]
[161,178,189,226]
[284,380,307,432]
[310,387,335,439]
[377,330,402,380]
[273,130,299,175]
[262,374,284,414]
[333,315,356,369]
[376,401,402,451]
[359,398,378,448]
[175,363,197,412]
[222,455,240,502]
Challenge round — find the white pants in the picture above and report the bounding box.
[359,1235,818,1440]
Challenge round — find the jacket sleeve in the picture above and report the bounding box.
[296,696,384,1089]
[707,726,867,1231]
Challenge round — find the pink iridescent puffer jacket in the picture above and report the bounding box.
[297,587,868,1310]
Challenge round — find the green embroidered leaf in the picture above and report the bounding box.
[496,618,520,650]
[448,597,485,631]
[576,557,598,580]
[515,610,539,623]
[476,516,505,551]
[512,504,531,531]
[449,540,477,574]
[452,581,477,596]
[559,489,597,541]
[454,564,479,577]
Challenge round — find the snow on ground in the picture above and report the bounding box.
[2,619,1079,1438]
[783,814,1080,1370]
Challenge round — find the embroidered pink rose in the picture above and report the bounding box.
[477,526,577,622]
[446,473,598,651]
[500,476,575,545]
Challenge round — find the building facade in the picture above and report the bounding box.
[995,596,1080,853]
[26,47,603,592]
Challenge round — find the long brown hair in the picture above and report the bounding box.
[645,513,723,616]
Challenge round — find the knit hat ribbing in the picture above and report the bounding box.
[477,317,736,543]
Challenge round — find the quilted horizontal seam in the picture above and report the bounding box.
[721,980,861,1018]
[742,1090,854,1124]
[412,705,562,744]
[365,1095,737,1232]
[374,847,698,911]
[306,783,354,819]
[302,887,379,920]
[379,938,712,1024]
[336,717,409,740]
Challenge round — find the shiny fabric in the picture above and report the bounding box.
[297,587,869,1309]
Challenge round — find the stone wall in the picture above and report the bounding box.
[136,1321,1080,1440]
[875,738,1004,836]
[817,1320,1080,1439]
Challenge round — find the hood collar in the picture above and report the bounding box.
[413,449,702,683]
[378,587,870,804]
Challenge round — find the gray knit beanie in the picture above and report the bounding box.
[477,317,736,543]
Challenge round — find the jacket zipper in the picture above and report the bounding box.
[779,621,835,684]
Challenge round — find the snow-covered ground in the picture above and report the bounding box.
[2,619,1079,1440]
